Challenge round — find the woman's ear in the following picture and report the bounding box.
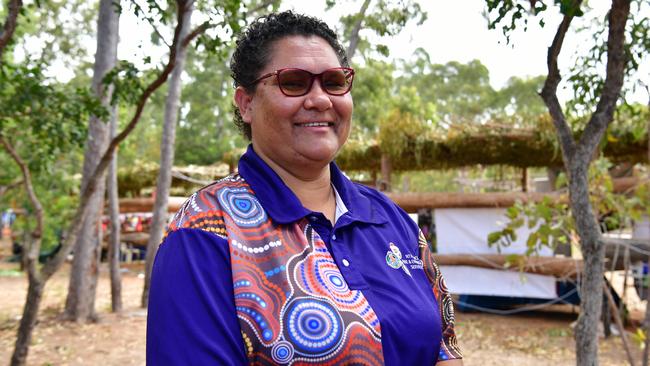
[234,86,254,123]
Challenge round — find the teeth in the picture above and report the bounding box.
[301,122,330,127]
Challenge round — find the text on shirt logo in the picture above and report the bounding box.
[385,242,423,277]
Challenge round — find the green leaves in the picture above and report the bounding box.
[488,156,649,262]
[488,196,572,256]
[485,0,538,44]
[339,0,427,59]
[104,60,147,106]
[0,62,104,172]
[557,0,583,17]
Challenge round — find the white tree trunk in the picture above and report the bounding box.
[141,0,194,308]
[106,104,122,312]
[64,0,119,322]
[346,0,371,61]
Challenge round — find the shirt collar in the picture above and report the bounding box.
[238,144,387,225]
[332,184,347,223]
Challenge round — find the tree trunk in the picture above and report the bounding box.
[0,0,23,62]
[10,278,44,366]
[380,153,392,192]
[521,167,528,192]
[142,1,194,308]
[106,105,122,313]
[642,74,650,366]
[1,136,45,366]
[536,1,630,365]
[571,166,606,366]
[346,0,371,60]
[64,0,119,322]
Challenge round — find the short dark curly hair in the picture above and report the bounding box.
[230,11,349,140]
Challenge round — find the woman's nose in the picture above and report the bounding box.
[303,80,333,111]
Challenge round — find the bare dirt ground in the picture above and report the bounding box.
[0,260,641,366]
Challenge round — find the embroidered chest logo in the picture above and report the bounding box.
[385,242,412,276]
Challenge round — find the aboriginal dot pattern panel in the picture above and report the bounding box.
[418,231,463,361]
[168,174,384,365]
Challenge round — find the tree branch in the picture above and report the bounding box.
[41,0,191,280]
[181,0,278,49]
[0,178,23,198]
[346,0,371,61]
[0,0,23,62]
[576,0,631,163]
[539,0,582,165]
[132,0,172,48]
[182,20,210,48]
[0,135,43,282]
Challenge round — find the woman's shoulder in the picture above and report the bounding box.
[167,173,254,233]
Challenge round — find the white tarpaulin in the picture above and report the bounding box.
[440,265,557,299]
[435,207,554,256]
[435,208,557,299]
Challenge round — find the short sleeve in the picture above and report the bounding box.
[418,230,463,362]
[146,228,248,365]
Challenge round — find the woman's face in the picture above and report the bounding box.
[236,35,353,177]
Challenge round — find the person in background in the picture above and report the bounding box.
[147,11,462,365]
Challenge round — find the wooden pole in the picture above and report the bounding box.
[604,282,636,366]
[433,253,582,278]
[380,153,392,192]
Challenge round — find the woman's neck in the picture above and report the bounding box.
[257,153,336,224]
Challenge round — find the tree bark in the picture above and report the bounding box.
[380,153,392,192]
[538,1,630,365]
[64,0,120,322]
[106,105,122,313]
[521,167,528,192]
[2,4,192,363]
[346,0,371,60]
[0,0,22,63]
[10,278,44,366]
[40,1,194,285]
[142,0,194,308]
[0,136,44,366]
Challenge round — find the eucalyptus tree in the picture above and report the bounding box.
[329,0,427,61]
[173,48,247,165]
[141,0,281,308]
[398,52,497,126]
[64,0,120,322]
[140,0,195,308]
[2,0,249,362]
[62,0,253,321]
[0,63,104,366]
[485,1,648,365]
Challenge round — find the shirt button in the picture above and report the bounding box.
[342,259,350,267]
[332,234,337,240]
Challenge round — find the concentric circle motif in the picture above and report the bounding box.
[217,187,267,227]
[322,268,348,293]
[271,341,295,364]
[286,299,343,355]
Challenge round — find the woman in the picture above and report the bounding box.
[147,11,463,365]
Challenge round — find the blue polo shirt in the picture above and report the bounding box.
[147,145,462,365]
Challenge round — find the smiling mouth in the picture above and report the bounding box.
[296,122,334,127]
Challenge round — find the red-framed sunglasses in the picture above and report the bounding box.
[246,67,355,97]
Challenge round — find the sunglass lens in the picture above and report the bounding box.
[277,69,312,96]
[322,69,351,94]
